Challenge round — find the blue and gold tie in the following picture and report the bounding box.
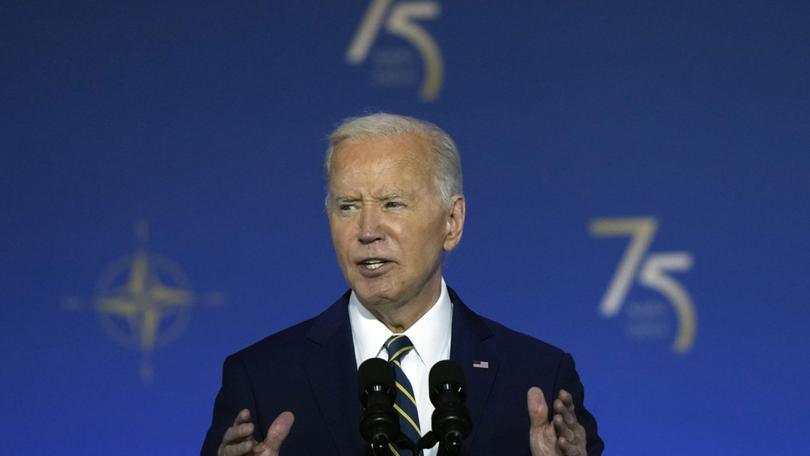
[386,334,421,454]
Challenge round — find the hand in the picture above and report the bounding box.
[217,409,295,456]
[552,389,587,455]
[527,387,587,456]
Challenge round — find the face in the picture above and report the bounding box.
[327,134,465,317]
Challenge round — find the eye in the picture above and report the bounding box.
[337,203,357,212]
[384,201,405,209]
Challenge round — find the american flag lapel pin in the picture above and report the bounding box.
[472,360,489,369]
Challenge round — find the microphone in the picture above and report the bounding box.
[358,358,399,454]
[427,360,471,456]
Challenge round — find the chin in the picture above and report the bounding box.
[352,280,398,307]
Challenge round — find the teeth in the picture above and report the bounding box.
[362,260,384,270]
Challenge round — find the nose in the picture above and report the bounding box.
[357,205,384,244]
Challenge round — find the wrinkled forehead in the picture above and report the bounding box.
[326,135,440,201]
[329,134,434,178]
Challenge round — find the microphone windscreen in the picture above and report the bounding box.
[357,357,395,400]
[429,360,466,395]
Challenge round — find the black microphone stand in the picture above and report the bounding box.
[368,432,418,456]
[417,431,463,456]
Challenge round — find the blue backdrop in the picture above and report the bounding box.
[2,1,808,454]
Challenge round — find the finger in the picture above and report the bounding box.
[526,387,550,428]
[553,395,587,456]
[554,395,576,426]
[233,409,252,426]
[557,436,584,456]
[553,413,575,443]
[558,390,575,413]
[574,420,587,441]
[261,411,295,454]
[222,422,255,444]
[553,398,575,426]
[219,411,259,456]
[223,439,256,456]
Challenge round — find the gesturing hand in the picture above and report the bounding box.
[527,387,587,456]
[217,409,295,456]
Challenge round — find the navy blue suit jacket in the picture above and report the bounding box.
[202,289,604,455]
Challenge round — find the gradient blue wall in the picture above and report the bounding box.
[2,1,808,454]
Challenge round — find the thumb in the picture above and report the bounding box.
[256,411,295,455]
[527,387,550,429]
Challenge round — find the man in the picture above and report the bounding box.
[202,113,604,455]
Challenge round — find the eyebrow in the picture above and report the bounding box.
[333,195,361,204]
[332,193,405,204]
[379,193,404,200]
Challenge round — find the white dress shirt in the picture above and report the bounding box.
[348,279,453,456]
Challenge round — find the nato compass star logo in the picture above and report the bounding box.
[63,220,225,383]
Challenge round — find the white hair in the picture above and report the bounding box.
[324,113,463,205]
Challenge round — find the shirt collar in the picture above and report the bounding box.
[348,278,453,368]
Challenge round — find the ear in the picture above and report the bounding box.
[443,195,466,252]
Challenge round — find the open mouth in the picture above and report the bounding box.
[359,259,389,270]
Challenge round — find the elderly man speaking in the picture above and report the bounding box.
[202,113,604,456]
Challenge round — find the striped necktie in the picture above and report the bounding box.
[386,334,421,454]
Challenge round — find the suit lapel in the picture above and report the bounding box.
[448,288,498,450]
[303,292,367,455]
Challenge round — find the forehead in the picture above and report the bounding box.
[329,134,434,187]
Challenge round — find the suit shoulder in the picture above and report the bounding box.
[477,313,569,361]
[246,316,315,350]
[450,287,568,361]
[225,293,350,368]
[223,316,318,373]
